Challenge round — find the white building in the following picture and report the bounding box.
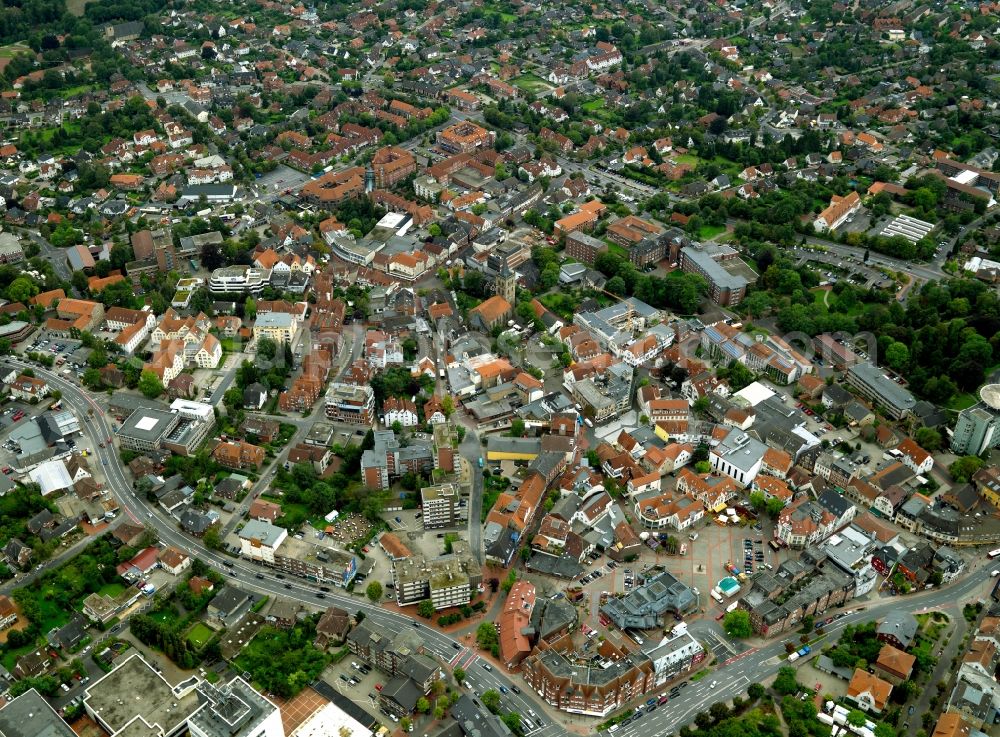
[238,519,288,564]
[709,427,766,487]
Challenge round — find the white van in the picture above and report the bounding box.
[689,532,699,541]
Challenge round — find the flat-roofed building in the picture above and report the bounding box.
[82,653,201,737]
[118,407,180,452]
[846,363,915,419]
[420,483,459,529]
[325,383,375,425]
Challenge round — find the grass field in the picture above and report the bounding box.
[187,622,214,649]
[673,153,700,166]
[697,224,726,240]
[0,43,31,58]
[946,393,977,411]
[149,607,180,626]
[98,582,126,598]
[513,73,552,94]
[66,0,93,16]
[582,99,606,112]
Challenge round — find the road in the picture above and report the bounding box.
[9,358,995,737]
[22,230,73,284]
[4,356,561,733]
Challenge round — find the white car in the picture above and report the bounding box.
[992,570,999,577]
[710,681,717,688]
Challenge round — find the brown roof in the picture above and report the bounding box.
[379,532,412,559]
[469,295,512,324]
[875,644,915,679]
[847,669,892,710]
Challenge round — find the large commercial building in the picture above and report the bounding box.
[420,483,460,529]
[81,653,283,737]
[209,266,269,295]
[570,363,634,424]
[846,363,915,420]
[392,542,480,610]
[951,385,1000,455]
[361,430,434,490]
[0,688,77,737]
[117,407,180,452]
[600,570,697,630]
[678,242,749,306]
[737,552,856,637]
[520,646,654,717]
[238,519,357,587]
[325,383,375,426]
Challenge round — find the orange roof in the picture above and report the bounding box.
[847,669,892,711]
[498,581,536,665]
[379,532,412,559]
[469,295,512,324]
[31,288,66,308]
[875,644,915,679]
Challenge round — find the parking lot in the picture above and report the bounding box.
[521,510,796,653]
[320,657,403,724]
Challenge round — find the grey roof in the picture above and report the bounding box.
[600,570,696,630]
[817,489,854,519]
[680,243,749,290]
[239,519,286,547]
[848,363,916,413]
[877,610,917,646]
[450,695,513,737]
[0,688,77,737]
[119,407,177,442]
[188,679,278,737]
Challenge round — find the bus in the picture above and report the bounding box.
[988,549,1000,559]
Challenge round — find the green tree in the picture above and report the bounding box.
[885,341,910,371]
[501,713,521,732]
[400,717,412,732]
[749,492,766,512]
[244,297,256,320]
[7,276,39,304]
[950,456,986,483]
[476,621,499,655]
[138,370,164,398]
[416,697,430,713]
[914,427,942,451]
[846,710,867,727]
[453,666,465,684]
[747,682,765,701]
[509,418,526,437]
[366,581,383,603]
[417,599,435,618]
[481,689,502,714]
[723,609,753,638]
[766,497,786,519]
[773,666,799,695]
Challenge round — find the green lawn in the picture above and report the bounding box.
[673,153,700,166]
[512,73,552,93]
[98,582,126,598]
[149,607,180,626]
[0,43,31,58]
[582,99,606,112]
[186,622,214,650]
[810,287,831,313]
[697,224,726,240]
[947,393,977,411]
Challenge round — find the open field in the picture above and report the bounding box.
[513,73,552,94]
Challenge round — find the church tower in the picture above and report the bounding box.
[494,262,517,305]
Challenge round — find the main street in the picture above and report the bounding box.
[6,357,994,737]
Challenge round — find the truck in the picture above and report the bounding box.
[788,644,812,661]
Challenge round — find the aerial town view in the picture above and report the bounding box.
[1,1,1000,737]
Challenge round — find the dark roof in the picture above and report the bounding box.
[817,489,853,519]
